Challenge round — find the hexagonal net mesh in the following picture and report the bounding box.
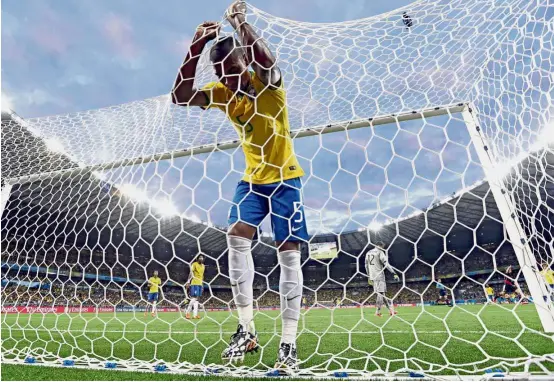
[1,0,553,379]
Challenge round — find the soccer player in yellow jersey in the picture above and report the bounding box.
[185,255,205,319]
[145,270,162,317]
[172,1,307,369]
[485,285,495,302]
[540,262,554,297]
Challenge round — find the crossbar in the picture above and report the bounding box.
[5,102,467,186]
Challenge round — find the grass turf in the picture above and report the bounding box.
[2,304,553,380]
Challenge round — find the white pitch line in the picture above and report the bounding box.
[1,328,527,335]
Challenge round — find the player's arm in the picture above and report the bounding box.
[364,253,373,285]
[226,1,281,87]
[172,22,220,106]
[380,252,400,281]
[185,264,194,287]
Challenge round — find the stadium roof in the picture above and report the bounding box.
[1,111,77,183]
[2,112,552,262]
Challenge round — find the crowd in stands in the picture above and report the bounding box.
[2,236,537,311]
[2,275,529,311]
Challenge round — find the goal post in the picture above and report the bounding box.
[462,104,554,333]
[0,184,13,219]
[2,103,466,187]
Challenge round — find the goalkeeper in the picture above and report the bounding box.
[171,1,307,371]
[365,242,399,317]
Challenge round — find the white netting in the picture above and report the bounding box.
[1,0,553,379]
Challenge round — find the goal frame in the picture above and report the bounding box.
[2,102,554,379]
[462,104,554,333]
[3,102,554,331]
[3,103,466,186]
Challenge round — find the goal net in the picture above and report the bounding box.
[1,0,553,378]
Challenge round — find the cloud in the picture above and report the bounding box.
[2,92,15,112]
[31,24,70,55]
[103,13,140,61]
[1,11,20,37]
[263,0,410,23]
[26,4,77,55]
[17,89,68,108]
[58,74,94,88]
[171,35,194,56]
[2,36,27,64]
[2,12,27,63]
[306,208,351,234]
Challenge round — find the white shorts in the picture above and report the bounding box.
[373,280,386,294]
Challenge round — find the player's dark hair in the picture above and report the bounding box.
[376,241,385,248]
[210,36,245,63]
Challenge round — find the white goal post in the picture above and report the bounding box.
[462,104,554,333]
[2,103,465,186]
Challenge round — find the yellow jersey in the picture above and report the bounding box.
[190,262,205,286]
[148,276,161,293]
[485,287,494,295]
[201,73,304,184]
[541,269,554,285]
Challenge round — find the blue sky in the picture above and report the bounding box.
[2,0,491,235]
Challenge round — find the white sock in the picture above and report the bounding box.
[282,319,298,345]
[193,300,199,316]
[185,300,193,314]
[278,250,303,345]
[228,235,255,333]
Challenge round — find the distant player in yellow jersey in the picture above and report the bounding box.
[145,270,162,317]
[485,285,495,302]
[540,262,554,297]
[172,2,306,369]
[185,254,205,319]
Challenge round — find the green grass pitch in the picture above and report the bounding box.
[2,304,553,380]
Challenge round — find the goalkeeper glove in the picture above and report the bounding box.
[368,279,374,286]
[393,274,400,281]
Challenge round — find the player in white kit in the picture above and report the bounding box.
[365,242,400,317]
